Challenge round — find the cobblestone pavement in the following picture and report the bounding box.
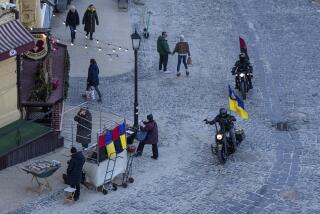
[9,0,320,213]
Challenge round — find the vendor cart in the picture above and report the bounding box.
[62,105,138,194]
[82,121,136,194]
[83,147,127,194]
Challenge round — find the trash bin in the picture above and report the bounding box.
[55,0,68,12]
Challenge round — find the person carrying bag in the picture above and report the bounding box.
[172,35,191,77]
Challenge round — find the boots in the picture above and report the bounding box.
[186,69,189,76]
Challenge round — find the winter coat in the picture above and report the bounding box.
[212,114,236,131]
[66,10,80,27]
[157,36,170,55]
[67,151,86,185]
[87,63,100,86]
[173,42,190,56]
[82,8,99,33]
[140,120,158,144]
[74,109,92,145]
[232,59,253,74]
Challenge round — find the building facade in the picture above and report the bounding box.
[0,5,34,128]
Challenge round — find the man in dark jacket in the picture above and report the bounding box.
[157,32,171,72]
[82,4,99,40]
[63,147,85,201]
[231,53,253,89]
[65,5,79,44]
[74,107,92,148]
[205,108,238,149]
[136,114,159,159]
[83,59,102,102]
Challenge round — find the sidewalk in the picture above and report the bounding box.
[0,109,131,213]
[51,0,134,77]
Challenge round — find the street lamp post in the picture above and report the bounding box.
[131,29,141,129]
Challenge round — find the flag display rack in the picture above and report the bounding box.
[62,104,137,193]
[83,121,137,193]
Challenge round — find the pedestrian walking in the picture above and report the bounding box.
[135,114,159,160]
[157,32,171,73]
[82,59,102,102]
[62,147,85,201]
[172,35,191,77]
[65,5,79,44]
[82,4,99,40]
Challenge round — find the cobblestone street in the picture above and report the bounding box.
[8,0,320,213]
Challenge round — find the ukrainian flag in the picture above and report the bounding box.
[228,85,249,119]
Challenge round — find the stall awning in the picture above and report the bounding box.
[0,20,35,61]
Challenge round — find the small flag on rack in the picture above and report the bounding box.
[105,122,127,158]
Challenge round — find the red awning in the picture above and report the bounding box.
[0,20,34,61]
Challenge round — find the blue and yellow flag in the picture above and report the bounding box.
[228,85,249,119]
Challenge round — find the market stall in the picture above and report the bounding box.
[82,121,136,193]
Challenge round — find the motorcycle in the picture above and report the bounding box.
[204,119,245,164]
[235,68,252,100]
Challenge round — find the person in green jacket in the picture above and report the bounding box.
[157,32,171,72]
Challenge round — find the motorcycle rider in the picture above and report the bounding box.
[231,53,253,90]
[205,108,238,150]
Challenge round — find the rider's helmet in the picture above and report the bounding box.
[239,52,246,60]
[219,108,228,118]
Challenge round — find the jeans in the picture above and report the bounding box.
[137,142,158,158]
[86,84,102,99]
[69,26,76,40]
[177,55,188,72]
[159,54,168,71]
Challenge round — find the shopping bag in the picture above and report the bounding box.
[86,88,95,100]
[135,131,147,141]
[187,56,192,65]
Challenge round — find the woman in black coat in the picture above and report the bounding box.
[74,107,92,148]
[82,4,99,40]
[83,59,102,102]
[64,147,85,201]
[65,5,79,43]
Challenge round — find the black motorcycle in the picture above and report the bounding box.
[235,68,252,100]
[204,119,245,164]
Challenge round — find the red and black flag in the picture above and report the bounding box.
[239,37,247,50]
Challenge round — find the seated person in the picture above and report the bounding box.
[63,147,85,201]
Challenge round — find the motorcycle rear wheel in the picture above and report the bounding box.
[240,81,247,100]
[217,146,227,164]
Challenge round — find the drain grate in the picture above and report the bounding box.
[276,122,289,131]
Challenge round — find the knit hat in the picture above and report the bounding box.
[71,147,77,154]
[147,114,153,121]
[180,35,184,41]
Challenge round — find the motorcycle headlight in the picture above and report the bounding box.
[240,73,245,77]
[216,134,223,140]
